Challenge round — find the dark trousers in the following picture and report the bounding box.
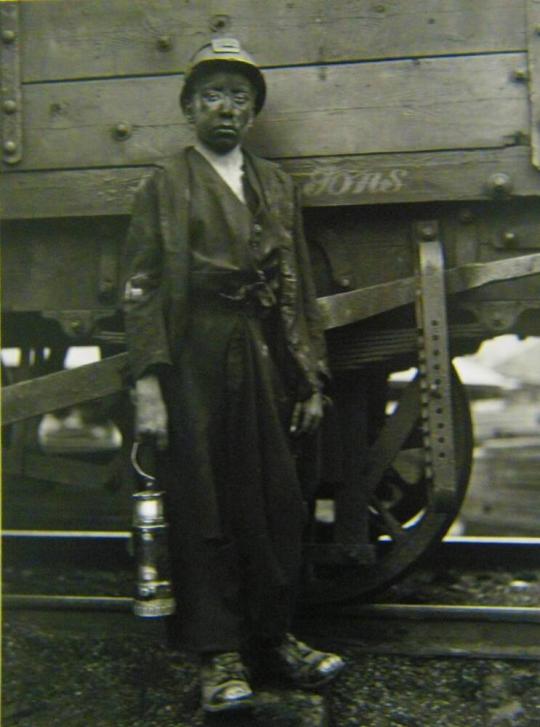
[164,531,298,655]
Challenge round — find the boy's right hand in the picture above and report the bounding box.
[134,375,169,450]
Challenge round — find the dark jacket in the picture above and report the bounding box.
[121,146,328,394]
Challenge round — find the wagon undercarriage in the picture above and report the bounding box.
[2,0,540,601]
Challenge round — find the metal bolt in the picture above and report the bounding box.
[339,276,351,288]
[459,209,474,224]
[3,140,17,154]
[419,223,436,240]
[502,230,517,247]
[3,99,17,114]
[113,122,132,140]
[2,29,16,44]
[156,35,172,51]
[209,14,230,32]
[513,68,529,82]
[98,279,114,302]
[488,172,513,195]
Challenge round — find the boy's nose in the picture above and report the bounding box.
[219,95,234,113]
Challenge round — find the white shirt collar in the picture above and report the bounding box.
[193,142,246,203]
[194,142,243,172]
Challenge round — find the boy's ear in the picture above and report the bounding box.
[180,91,194,123]
[184,103,194,123]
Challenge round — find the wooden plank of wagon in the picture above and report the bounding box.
[527,0,540,168]
[2,354,130,426]
[3,146,539,220]
[22,0,526,82]
[0,167,150,220]
[15,54,528,171]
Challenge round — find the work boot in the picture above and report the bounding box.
[200,651,254,714]
[270,633,345,689]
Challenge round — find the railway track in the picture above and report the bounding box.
[5,596,539,661]
[4,535,540,660]
[3,531,540,569]
[301,603,540,661]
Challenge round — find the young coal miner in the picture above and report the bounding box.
[122,39,344,714]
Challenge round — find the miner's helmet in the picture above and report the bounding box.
[180,38,266,115]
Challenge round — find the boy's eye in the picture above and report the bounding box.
[234,93,250,104]
[202,91,221,102]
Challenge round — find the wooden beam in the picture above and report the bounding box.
[281,147,540,208]
[14,54,528,170]
[2,354,130,425]
[3,147,539,220]
[21,0,526,82]
[527,0,540,169]
[3,451,117,488]
[1,167,150,219]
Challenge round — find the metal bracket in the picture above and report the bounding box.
[527,0,540,169]
[461,299,540,333]
[414,221,457,513]
[42,310,113,339]
[1,1,22,166]
[98,243,119,304]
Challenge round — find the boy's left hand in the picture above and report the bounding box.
[290,391,324,436]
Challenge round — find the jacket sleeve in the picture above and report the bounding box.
[279,176,330,399]
[292,184,330,385]
[121,169,173,381]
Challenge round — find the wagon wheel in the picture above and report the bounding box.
[302,363,473,604]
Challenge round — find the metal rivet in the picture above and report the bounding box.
[3,99,17,114]
[513,68,529,82]
[156,35,172,51]
[419,224,436,240]
[458,209,474,224]
[502,231,517,246]
[3,140,17,154]
[488,172,513,195]
[2,29,16,44]
[209,14,230,32]
[113,122,132,140]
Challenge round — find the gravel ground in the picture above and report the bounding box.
[382,566,540,608]
[3,563,540,726]
[3,614,539,727]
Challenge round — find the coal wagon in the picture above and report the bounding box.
[3,0,540,602]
